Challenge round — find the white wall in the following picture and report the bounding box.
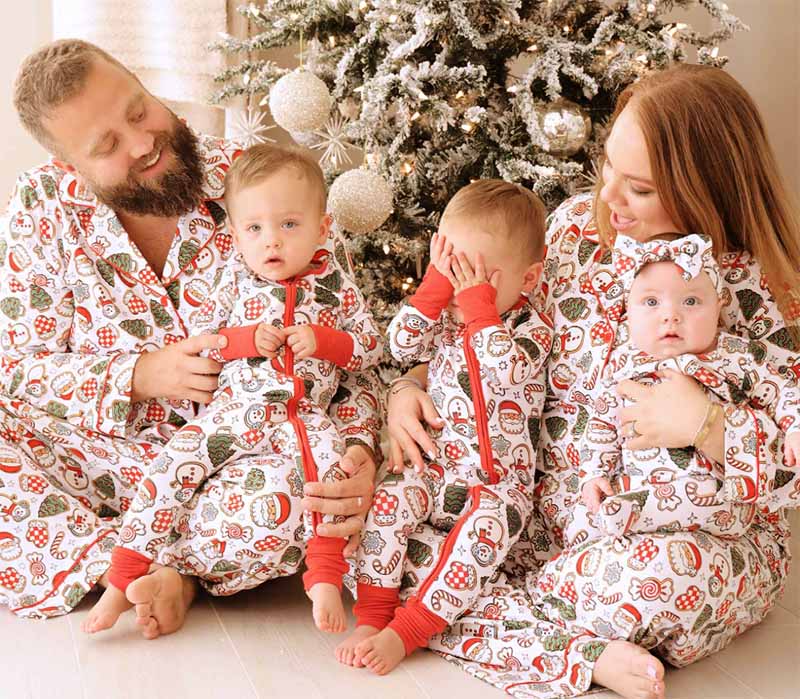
[0,0,51,202]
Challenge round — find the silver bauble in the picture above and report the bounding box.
[534,99,591,156]
[328,168,393,235]
[289,130,323,147]
[269,68,332,133]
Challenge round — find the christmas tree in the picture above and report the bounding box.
[211,0,744,330]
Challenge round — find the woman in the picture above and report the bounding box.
[385,64,800,699]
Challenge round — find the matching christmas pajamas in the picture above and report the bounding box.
[0,134,382,618]
[354,266,553,654]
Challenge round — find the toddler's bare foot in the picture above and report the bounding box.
[126,565,197,640]
[307,582,346,633]
[81,583,132,634]
[356,626,406,675]
[335,624,380,666]
[593,640,665,699]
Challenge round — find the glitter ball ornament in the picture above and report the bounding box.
[328,168,393,235]
[269,68,332,133]
[533,99,591,156]
[289,131,323,147]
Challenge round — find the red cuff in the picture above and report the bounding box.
[310,325,355,368]
[387,597,448,655]
[108,546,152,592]
[456,283,501,334]
[409,265,454,320]
[353,583,401,630]
[302,536,348,591]
[219,325,259,360]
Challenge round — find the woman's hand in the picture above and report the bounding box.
[617,369,710,450]
[387,365,443,473]
[301,444,376,556]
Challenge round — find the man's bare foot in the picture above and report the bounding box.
[306,582,346,633]
[593,640,666,699]
[126,565,197,640]
[335,624,380,666]
[81,584,133,634]
[356,626,406,675]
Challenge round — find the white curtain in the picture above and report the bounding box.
[52,0,228,135]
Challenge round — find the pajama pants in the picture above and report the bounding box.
[354,466,532,654]
[564,470,757,546]
[110,378,348,593]
[0,392,333,618]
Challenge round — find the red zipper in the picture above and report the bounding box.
[281,281,324,530]
[414,332,497,602]
[464,334,498,485]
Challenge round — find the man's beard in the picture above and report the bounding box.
[90,116,205,217]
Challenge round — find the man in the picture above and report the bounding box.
[0,39,379,637]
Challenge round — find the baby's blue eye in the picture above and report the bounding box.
[282,221,297,230]
[685,296,699,306]
[247,224,261,234]
[644,297,658,307]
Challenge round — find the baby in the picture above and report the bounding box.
[87,143,383,634]
[336,180,553,674]
[566,233,800,547]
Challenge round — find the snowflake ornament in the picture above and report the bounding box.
[311,113,355,172]
[229,108,277,147]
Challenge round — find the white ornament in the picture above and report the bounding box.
[311,114,354,172]
[269,68,332,133]
[328,168,393,235]
[289,131,323,147]
[533,100,591,156]
[228,108,277,147]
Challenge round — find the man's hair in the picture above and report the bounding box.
[224,143,327,219]
[13,39,133,155]
[442,179,546,263]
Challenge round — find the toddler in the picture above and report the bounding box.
[567,233,800,546]
[87,144,383,633]
[337,180,553,674]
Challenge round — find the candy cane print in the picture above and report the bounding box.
[372,550,401,575]
[598,592,623,605]
[49,531,67,560]
[431,589,462,611]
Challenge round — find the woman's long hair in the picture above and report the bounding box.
[593,63,800,337]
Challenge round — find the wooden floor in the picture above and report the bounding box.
[2,566,799,699]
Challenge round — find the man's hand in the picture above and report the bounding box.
[131,334,227,405]
[285,325,317,359]
[582,476,615,514]
[301,444,376,557]
[255,323,286,358]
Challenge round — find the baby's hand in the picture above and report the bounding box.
[255,323,285,358]
[450,251,500,294]
[784,431,800,466]
[429,232,454,280]
[581,476,614,514]
[285,325,317,359]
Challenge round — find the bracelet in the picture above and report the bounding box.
[693,401,722,450]
[388,375,424,395]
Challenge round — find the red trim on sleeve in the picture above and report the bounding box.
[457,283,501,334]
[409,266,454,320]
[302,536,349,590]
[353,583,401,630]
[310,325,355,368]
[219,325,260,360]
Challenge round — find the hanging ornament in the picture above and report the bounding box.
[533,100,592,156]
[228,108,277,147]
[289,131,324,147]
[328,168,393,235]
[311,114,354,172]
[269,67,332,133]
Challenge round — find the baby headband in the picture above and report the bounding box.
[613,233,722,295]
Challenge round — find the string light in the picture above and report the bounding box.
[461,122,475,133]
[455,90,465,99]
[527,44,538,52]
[401,160,414,174]
[329,35,337,47]
[711,46,719,57]
[383,244,390,254]
[389,13,398,23]
[410,111,421,121]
